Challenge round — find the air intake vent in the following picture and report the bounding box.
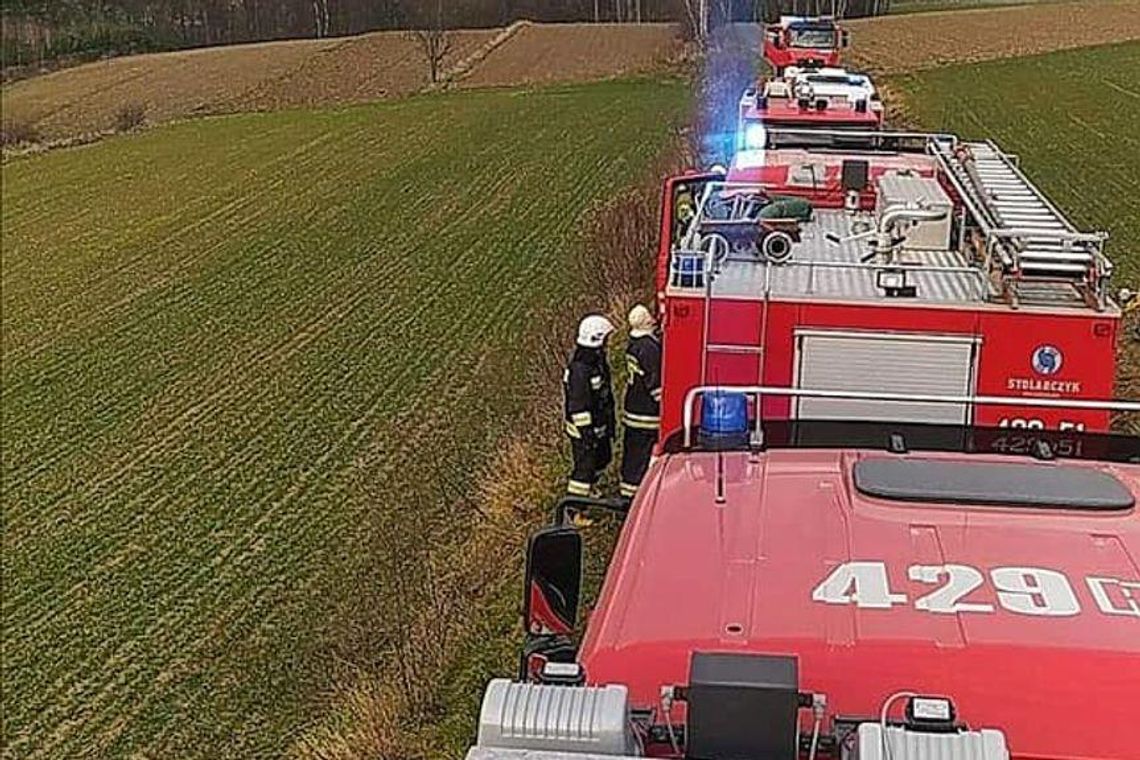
[475,679,634,755]
[854,724,1009,760]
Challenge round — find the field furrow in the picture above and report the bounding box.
[2,77,689,757]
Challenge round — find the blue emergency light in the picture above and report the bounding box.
[744,122,767,150]
[701,391,749,443]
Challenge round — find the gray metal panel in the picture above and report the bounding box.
[856,724,1010,760]
[796,332,975,424]
[476,680,634,755]
[708,210,993,304]
[854,458,1135,509]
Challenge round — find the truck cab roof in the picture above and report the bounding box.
[578,438,1140,760]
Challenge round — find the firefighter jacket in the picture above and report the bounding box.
[563,346,615,441]
[623,332,661,431]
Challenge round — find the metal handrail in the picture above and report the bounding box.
[989,228,1106,245]
[763,127,958,147]
[681,385,1140,448]
[669,247,988,286]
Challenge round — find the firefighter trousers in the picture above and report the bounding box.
[567,435,612,496]
[620,427,656,499]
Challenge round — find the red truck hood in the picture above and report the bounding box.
[578,450,1140,760]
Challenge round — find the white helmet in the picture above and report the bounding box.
[577,314,615,348]
[628,304,656,335]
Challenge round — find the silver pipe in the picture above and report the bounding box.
[988,228,1106,244]
[681,385,1140,448]
[878,204,947,232]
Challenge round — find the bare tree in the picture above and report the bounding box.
[413,0,451,85]
[676,0,703,40]
[312,0,330,37]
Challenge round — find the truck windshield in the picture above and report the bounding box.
[789,27,837,48]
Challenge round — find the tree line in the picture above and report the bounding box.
[1,0,891,71]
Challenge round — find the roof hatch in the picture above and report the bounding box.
[853,458,1134,510]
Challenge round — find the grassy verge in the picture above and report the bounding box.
[1,76,689,758]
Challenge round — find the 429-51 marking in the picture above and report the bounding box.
[812,561,1140,618]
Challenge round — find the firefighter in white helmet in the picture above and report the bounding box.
[619,304,661,501]
[563,315,616,497]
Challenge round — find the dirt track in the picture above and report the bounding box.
[848,0,1140,73]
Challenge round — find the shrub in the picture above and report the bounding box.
[114,101,147,132]
[0,119,40,147]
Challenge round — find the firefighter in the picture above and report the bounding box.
[674,184,696,241]
[619,304,662,502]
[563,314,616,497]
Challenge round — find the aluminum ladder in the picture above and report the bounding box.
[932,139,1111,309]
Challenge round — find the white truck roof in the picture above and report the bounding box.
[781,66,875,100]
[778,15,836,28]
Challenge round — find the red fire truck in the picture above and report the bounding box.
[656,129,1121,436]
[466,391,1140,760]
[738,67,883,150]
[764,16,849,73]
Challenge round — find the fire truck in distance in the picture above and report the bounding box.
[738,67,883,150]
[763,16,849,73]
[466,391,1140,760]
[656,128,1121,436]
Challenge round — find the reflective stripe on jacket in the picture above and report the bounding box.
[563,345,614,439]
[623,333,661,429]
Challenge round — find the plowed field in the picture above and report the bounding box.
[849,0,1140,73]
[0,77,688,759]
[459,22,680,88]
[1,22,682,142]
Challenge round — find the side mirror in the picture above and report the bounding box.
[524,526,582,636]
[841,30,850,48]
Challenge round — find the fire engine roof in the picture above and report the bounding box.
[578,448,1140,760]
[695,146,1115,314]
[707,209,993,304]
[730,147,936,179]
[739,103,882,126]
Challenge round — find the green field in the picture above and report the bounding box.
[1,78,687,758]
[896,41,1140,284]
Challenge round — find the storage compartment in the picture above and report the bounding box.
[687,653,799,760]
[794,330,977,424]
[876,172,953,251]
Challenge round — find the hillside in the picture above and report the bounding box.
[0,22,682,143]
[0,77,689,758]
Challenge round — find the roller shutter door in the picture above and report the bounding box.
[795,331,977,424]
